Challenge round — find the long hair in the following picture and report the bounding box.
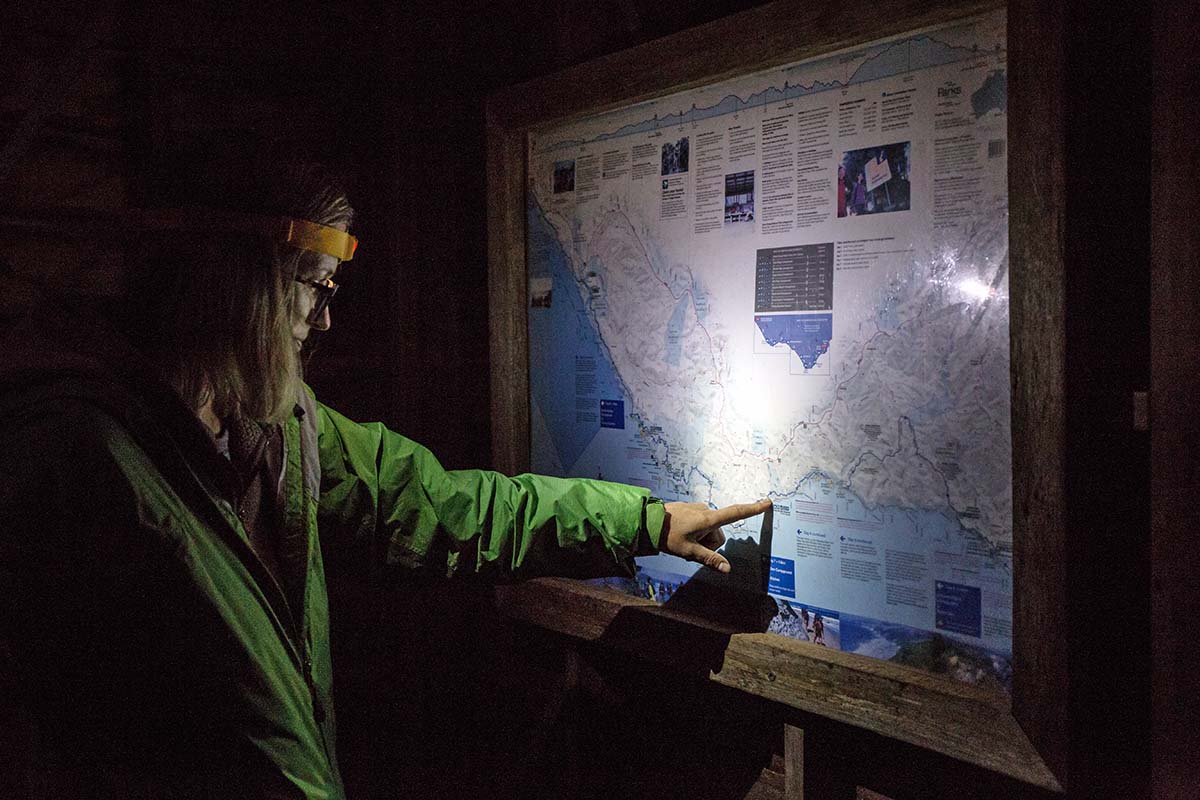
[124,161,354,424]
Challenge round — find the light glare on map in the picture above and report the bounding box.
[957,277,996,301]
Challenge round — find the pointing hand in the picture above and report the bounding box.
[661,498,772,573]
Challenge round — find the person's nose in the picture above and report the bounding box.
[312,305,331,331]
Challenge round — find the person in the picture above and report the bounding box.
[837,164,847,218]
[851,171,868,216]
[0,162,770,798]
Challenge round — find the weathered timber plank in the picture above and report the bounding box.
[784,725,804,800]
[715,634,1056,792]
[1007,0,1069,786]
[744,761,785,800]
[495,578,1061,793]
[488,0,1002,133]
[1151,1,1200,797]
[485,117,530,475]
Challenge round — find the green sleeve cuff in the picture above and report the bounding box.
[643,496,666,553]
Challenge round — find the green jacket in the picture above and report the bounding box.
[0,304,664,798]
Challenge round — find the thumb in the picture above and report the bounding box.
[680,540,730,574]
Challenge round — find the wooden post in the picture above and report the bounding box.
[1151,1,1200,797]
[784,725,804,800]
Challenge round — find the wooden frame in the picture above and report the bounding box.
[486,0,1066,793]
[1151,0,1200,793]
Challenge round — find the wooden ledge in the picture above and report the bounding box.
[494,577,1062,795]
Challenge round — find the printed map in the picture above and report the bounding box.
[527,11,1012,690]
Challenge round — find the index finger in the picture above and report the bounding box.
[710,498,772,525]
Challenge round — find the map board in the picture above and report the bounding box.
[525,10,1012,692]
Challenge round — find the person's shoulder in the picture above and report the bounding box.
[9,392,135,456]
[3,394,145,532]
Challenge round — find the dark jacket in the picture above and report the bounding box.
[0,302,664,798]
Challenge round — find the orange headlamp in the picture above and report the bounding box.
[135,209,358,262]
[273,217,358,262]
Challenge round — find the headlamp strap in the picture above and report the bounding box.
[277,217,358,262]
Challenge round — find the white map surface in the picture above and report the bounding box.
[527,11,1012,689]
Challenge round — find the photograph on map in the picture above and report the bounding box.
[552,159,576,193]
[660,136,690,175]
[592,563,691,605]
[768,600,841,648]
[724,170,755,224]
[838,141,911,217]
[839,613,1012,692]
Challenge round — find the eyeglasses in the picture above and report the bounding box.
[295,276,338,322]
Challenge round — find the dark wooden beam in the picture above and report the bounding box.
[496,577,1061,793]
[1151,1,1200,797]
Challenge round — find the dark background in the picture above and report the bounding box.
[0,1,1175,798]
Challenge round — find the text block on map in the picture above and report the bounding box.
[754,243,834,313]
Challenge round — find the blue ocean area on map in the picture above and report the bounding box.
[755,313,833,369]
[528,201,626,471]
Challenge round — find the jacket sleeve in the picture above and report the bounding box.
[314,400,665,581]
